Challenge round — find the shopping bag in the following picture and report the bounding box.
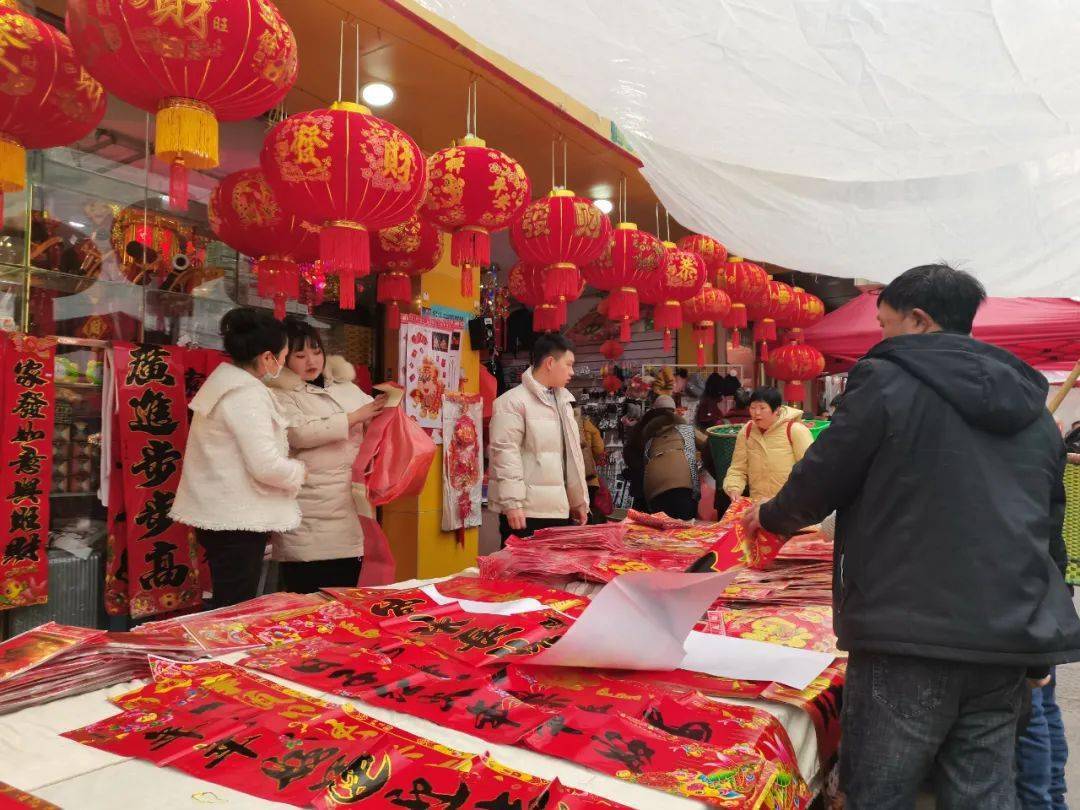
[353,389,436,506]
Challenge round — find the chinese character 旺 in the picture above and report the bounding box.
[591,730,655,774]
[144,724,204,751]
[202,733,261,769]
[466,700,520,732]
[128,390,179,436]
[418,687,478,713]
[7,444,44,476]
[386,777,471,810]
[3,535,40,563]
[261,746,340,790]
[12,390,48,420]
[8,477,42,504]
[9,505,41,534]
[134,491,176,539]
[131,440,182,488]
[407,615,468,637]
[454,624,522,655]
[13,358,46,388]
[139,541,191,589]
[12,421,45,444]
[370,597,425,618]
[125,346,177,387]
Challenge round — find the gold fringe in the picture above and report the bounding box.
[155,98,219,170]
[0,136,26,193]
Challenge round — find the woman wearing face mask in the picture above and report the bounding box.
[266,318,386,593]
[171,307,306,608]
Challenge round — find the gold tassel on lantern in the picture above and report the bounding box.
[156,98,219,211]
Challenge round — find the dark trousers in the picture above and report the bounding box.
[647,487,698,521]
[279,557,363,595]
[1016,670,1068,809]
[498,515,571,548]
[841,651,1026,810]
[196,528,267,609]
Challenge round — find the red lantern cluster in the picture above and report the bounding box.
[681,282,732,367]
[746,279,794,360]
[508,261,583,332]
[584,223,666,342]
[68,0,297,210]
[423,136,530,297]
[641,241,707,353]
[370,215,445,329]
[208,167,319,320]
[782,287,826,341]
[261,102,428,309]
[767,343,825,403]
[676,234,728,286]
[717,256,769,346]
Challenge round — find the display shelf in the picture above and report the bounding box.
[56,380,101,389]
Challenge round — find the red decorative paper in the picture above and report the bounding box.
[703,604,839,655]
[540,779,634,810]
[761,660,846,766]
[112,344,202,618]
[0,623,103,683]
[442,392,483,534]
[0,334,56,610]
[0,780,60,809]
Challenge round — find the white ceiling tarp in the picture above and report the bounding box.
[415,0,1080,295]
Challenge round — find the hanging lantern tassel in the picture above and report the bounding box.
[460,265,475,298]
[0,136,26,225]
[533,304,560,333]
[784,381,807,403]
[759,341,770,362]
[321,221,370,308]
[378,272,413,330]
[169,159,189,211]
[544,263,579,302]
[663,329,673,353]
[156,98,218,211]
[653,300,682,355]
[694,322,716,367]
[451,226,491,268]
[272,293,287,321]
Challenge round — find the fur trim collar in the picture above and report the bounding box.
[268,354,356,392]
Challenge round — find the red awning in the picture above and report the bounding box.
[804,292,1080,373]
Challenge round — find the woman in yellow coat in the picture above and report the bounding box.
[723,387,813,501]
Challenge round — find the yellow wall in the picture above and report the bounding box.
[382,234,480,579]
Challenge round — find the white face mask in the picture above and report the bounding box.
[262,355,284,383]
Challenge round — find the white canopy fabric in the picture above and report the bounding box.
[416,0,1080,295]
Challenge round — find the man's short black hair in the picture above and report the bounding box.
[749,386,783,412]
[879,263,987,334]
[530,333,574,369]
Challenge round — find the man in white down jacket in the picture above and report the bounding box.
[488,334,588,546]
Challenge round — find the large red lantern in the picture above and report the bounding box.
[209,167,319,320]
[767,343,825,403]
[641,241,707,353]
[67,0,297,211]
[0,2,105,220]
[584,223,666,343]
[783,286,826,342]
[717,256,769,346]
[681,282,732,367]
[746,279,794,360]
[261,102,428,309]
[676,234,728,286]
[510,189,611,305]
[423,136,530,297]
[508,261,583,332]
[370,215,445,330]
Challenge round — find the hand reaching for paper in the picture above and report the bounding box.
[348,394,388,427]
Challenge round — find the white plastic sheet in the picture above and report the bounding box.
[416,0,1080,294]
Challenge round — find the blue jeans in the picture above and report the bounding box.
[1017,671,1069,810]
[841,651,1026,809]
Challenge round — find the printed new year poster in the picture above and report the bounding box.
[397,314,462,442]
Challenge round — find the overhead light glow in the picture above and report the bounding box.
[361,82,395,107]
[67,221,85,229]
[594,198,613,214]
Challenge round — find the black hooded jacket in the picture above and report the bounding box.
[761,333,1080,666]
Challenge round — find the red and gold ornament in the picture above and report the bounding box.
[370,214,445,330]
[717,256,769,346]
[508,261,583,332]
[767,342,825,403]
[641,241,707,353]
[584,223,666,343]
[782,286,826,342]
[423,135,529,297]
[676,233,728,285]
[746,279,794,361]
[67,0,297,211]
[681,282,732,367]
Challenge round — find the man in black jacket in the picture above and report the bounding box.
[743,264,1080,809]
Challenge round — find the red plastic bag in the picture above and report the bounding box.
[353,397,436,506]
[357,514,395,586]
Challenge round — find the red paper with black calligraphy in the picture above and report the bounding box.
[0,334,55,610]
[103,426,129,616]
[112,343,201,618]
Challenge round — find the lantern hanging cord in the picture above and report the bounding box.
[654,203,661,238]
[337,20,345,102]
[563,138,568,189]
[665,210,672,242]
[354,22,361,104]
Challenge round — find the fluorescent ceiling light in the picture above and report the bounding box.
[362,82,395,107]
[594,199,613,214]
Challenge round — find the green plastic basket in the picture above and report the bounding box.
[706,420,830,484]
[1064,463,1080,585]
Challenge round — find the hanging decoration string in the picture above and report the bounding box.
[337,20,345,102]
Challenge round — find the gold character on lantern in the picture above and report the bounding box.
[0,15,37,76]
[279,118,332,182]
[382,134,415,185]
[520,205,550,239]
[573,202,602,239]
[139,0,215,40]
[668,255,698,287]
[233,176,280,227]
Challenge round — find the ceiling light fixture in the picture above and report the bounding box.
[361,82,395,107]
[594,198,613,214]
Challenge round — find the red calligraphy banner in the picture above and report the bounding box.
[0,334,56,610]
[112,343,201,619]
[103,426,129,616]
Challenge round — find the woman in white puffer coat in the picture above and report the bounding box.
[266,318,385,593]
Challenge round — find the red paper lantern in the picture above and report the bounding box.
[767,343,825,403]
[600,339,624,361]
[681,282,732,367]
[641,241,707,353]
[0,4,105,220]
[209,167,319,320]
[261,102,428,309]
[676,234,728,285]
[746,279,794,360]
[510,189,611,306]
[423,136,530,297]
[370,215,445,330]
[508,261,583,332]
[584,223,666,343]
[783,286,826,341]
[717,256,769,346]
[68,0,297,210]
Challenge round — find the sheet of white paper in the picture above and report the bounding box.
[681,631,835,691]
[528,571,739,670]
[419,584,547,616]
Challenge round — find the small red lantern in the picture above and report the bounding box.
[0,3,105,220]
[370,215,445,330]
[642,241,707,353]
[508,261,584,332]
[676,234,728,286]
[767,343,825,403]
[600,338,624,361]
[682,282,732,367]
[423,136,530,297]
[717,256,769,346]
[510,189,611,306]
[209,167,319,320]
[746,279,794,361]
[68,0,297,210]
[584,223,666,343]
[262,102,428,309]
[783,287,826,342]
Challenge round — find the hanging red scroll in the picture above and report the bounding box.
[0,334,56,610]
[441,392,482,544]
[112,344,202,619]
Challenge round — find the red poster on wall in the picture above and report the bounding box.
[0,334,56,610]
[112,344,201,619]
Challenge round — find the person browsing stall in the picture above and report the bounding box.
[722,387,813,501]
[488,334,588,545]
[171,308,306,608]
